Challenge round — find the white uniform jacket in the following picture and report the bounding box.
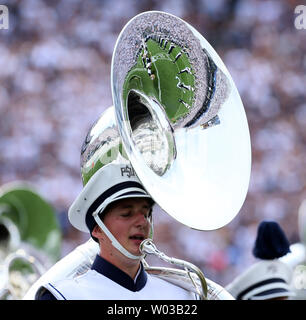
[37,255,197,300]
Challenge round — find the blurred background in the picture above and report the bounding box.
[0,0,305,287]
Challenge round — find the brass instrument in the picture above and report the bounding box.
[0,182,61,299]
[140,239,208,299]
[25,11,251,300]
[111,11,250,299]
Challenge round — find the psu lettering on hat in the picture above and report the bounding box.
[120,165,136,178]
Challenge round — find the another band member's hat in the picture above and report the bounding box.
[225,221,294,300]
[225,260,295,300]
[68,159,153,234]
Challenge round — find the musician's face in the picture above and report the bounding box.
[100,197,152,256]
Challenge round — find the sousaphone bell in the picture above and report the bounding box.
[111,11,251,231]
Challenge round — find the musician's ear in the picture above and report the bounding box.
[92,224,103,239]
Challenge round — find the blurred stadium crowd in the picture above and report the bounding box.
[0,0,305,286]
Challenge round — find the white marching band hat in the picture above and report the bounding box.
[225,260,295,300]
[68,159,153,234]
[226,220,296,300]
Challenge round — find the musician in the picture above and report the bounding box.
[32,8,250,301]
[37,160,198,300]
[225,221,295,300]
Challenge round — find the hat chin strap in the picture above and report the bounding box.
[92,211,144,260]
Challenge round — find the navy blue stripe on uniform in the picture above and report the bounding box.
[48,283,67,300]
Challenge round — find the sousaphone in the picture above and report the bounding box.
[111,11,251,298]
[0,182,61,299]
[24,11,251,300]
